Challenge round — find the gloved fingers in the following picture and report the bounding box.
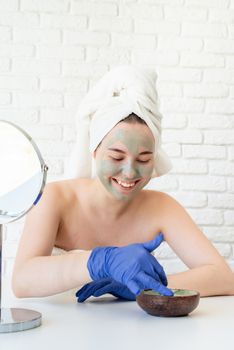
[141,232,164,252]
[110,283,136,301]
[111,291,136,301]
[76,279,112,298]
[93,284,114,297]
[77,282,109,302]
[135,271,173,296]
[144,254,167,286]
[76,282,99,298]
[153,267,167,286]
[76,283,92,297]
[76,283,100,302]
[77,292,90,303]
[92,281,136,301]
[93,286,136,301]
[78,281,136,301]
[149,255,168,286]
[126,279,142,296]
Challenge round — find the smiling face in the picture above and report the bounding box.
[94,121,155,201]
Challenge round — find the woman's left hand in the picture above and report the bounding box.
[76,278,136,302]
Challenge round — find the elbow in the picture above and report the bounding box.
[11,278,24,298]
[11,283,24,299]
[11,271,30,298]
[224,269,234,296]
[12,289,25,299]
[216,264,234,296]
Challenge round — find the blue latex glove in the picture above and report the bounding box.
[76,278,136,302]
[87,233,173,296]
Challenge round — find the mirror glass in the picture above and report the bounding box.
[0,120,48,224]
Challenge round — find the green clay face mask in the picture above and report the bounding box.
[95,122,155,201]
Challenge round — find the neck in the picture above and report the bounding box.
[89,178,134,221]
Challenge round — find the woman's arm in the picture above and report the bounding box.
[158,193,234,297]
[13,252,92,298]
[12,183,92,298]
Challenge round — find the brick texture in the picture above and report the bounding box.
[1,0,234,305]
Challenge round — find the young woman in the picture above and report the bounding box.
[12,67,234,301]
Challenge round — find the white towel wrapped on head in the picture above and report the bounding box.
[66,65,172,179]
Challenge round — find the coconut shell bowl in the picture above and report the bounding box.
[136,289,200,317]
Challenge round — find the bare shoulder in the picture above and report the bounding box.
[22,179,81,241]
[147,189,180,204]
[142,189,183,213]
[142,189,193,233]
[144,190,232,274]
[15,179,79,258]
[42,179,73,200]
[39,178,81,210]
[152,191,191,221]
[144,189,203,244]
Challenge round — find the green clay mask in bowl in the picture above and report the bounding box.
[136,289,200,317]
[143,289,198,297]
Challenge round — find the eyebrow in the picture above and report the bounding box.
[108,147,153,155]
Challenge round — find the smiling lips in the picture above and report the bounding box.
[112,178,140,189]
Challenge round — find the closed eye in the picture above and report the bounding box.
[110,157,150,163]
[110,157,123,161]
[137,160,150,163]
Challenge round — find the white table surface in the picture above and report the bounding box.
[1,291,234,350]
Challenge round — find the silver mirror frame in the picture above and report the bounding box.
[0,120,48,333]
[0,120,48,224]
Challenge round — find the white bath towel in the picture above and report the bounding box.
[52,246,85,255]
[66,65,172,179]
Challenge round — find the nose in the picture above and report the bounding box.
[121,160,137,179]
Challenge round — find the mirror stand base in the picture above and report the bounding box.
[0,308,41,333]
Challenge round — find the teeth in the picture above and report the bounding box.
[116,179,136,188]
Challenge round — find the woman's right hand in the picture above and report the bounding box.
[87,233,173,296]
[76,278,136,302]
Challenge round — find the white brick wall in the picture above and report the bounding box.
[1,0,234,303]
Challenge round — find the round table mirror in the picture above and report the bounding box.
[0,120,47,224]
[0,120,48,333]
